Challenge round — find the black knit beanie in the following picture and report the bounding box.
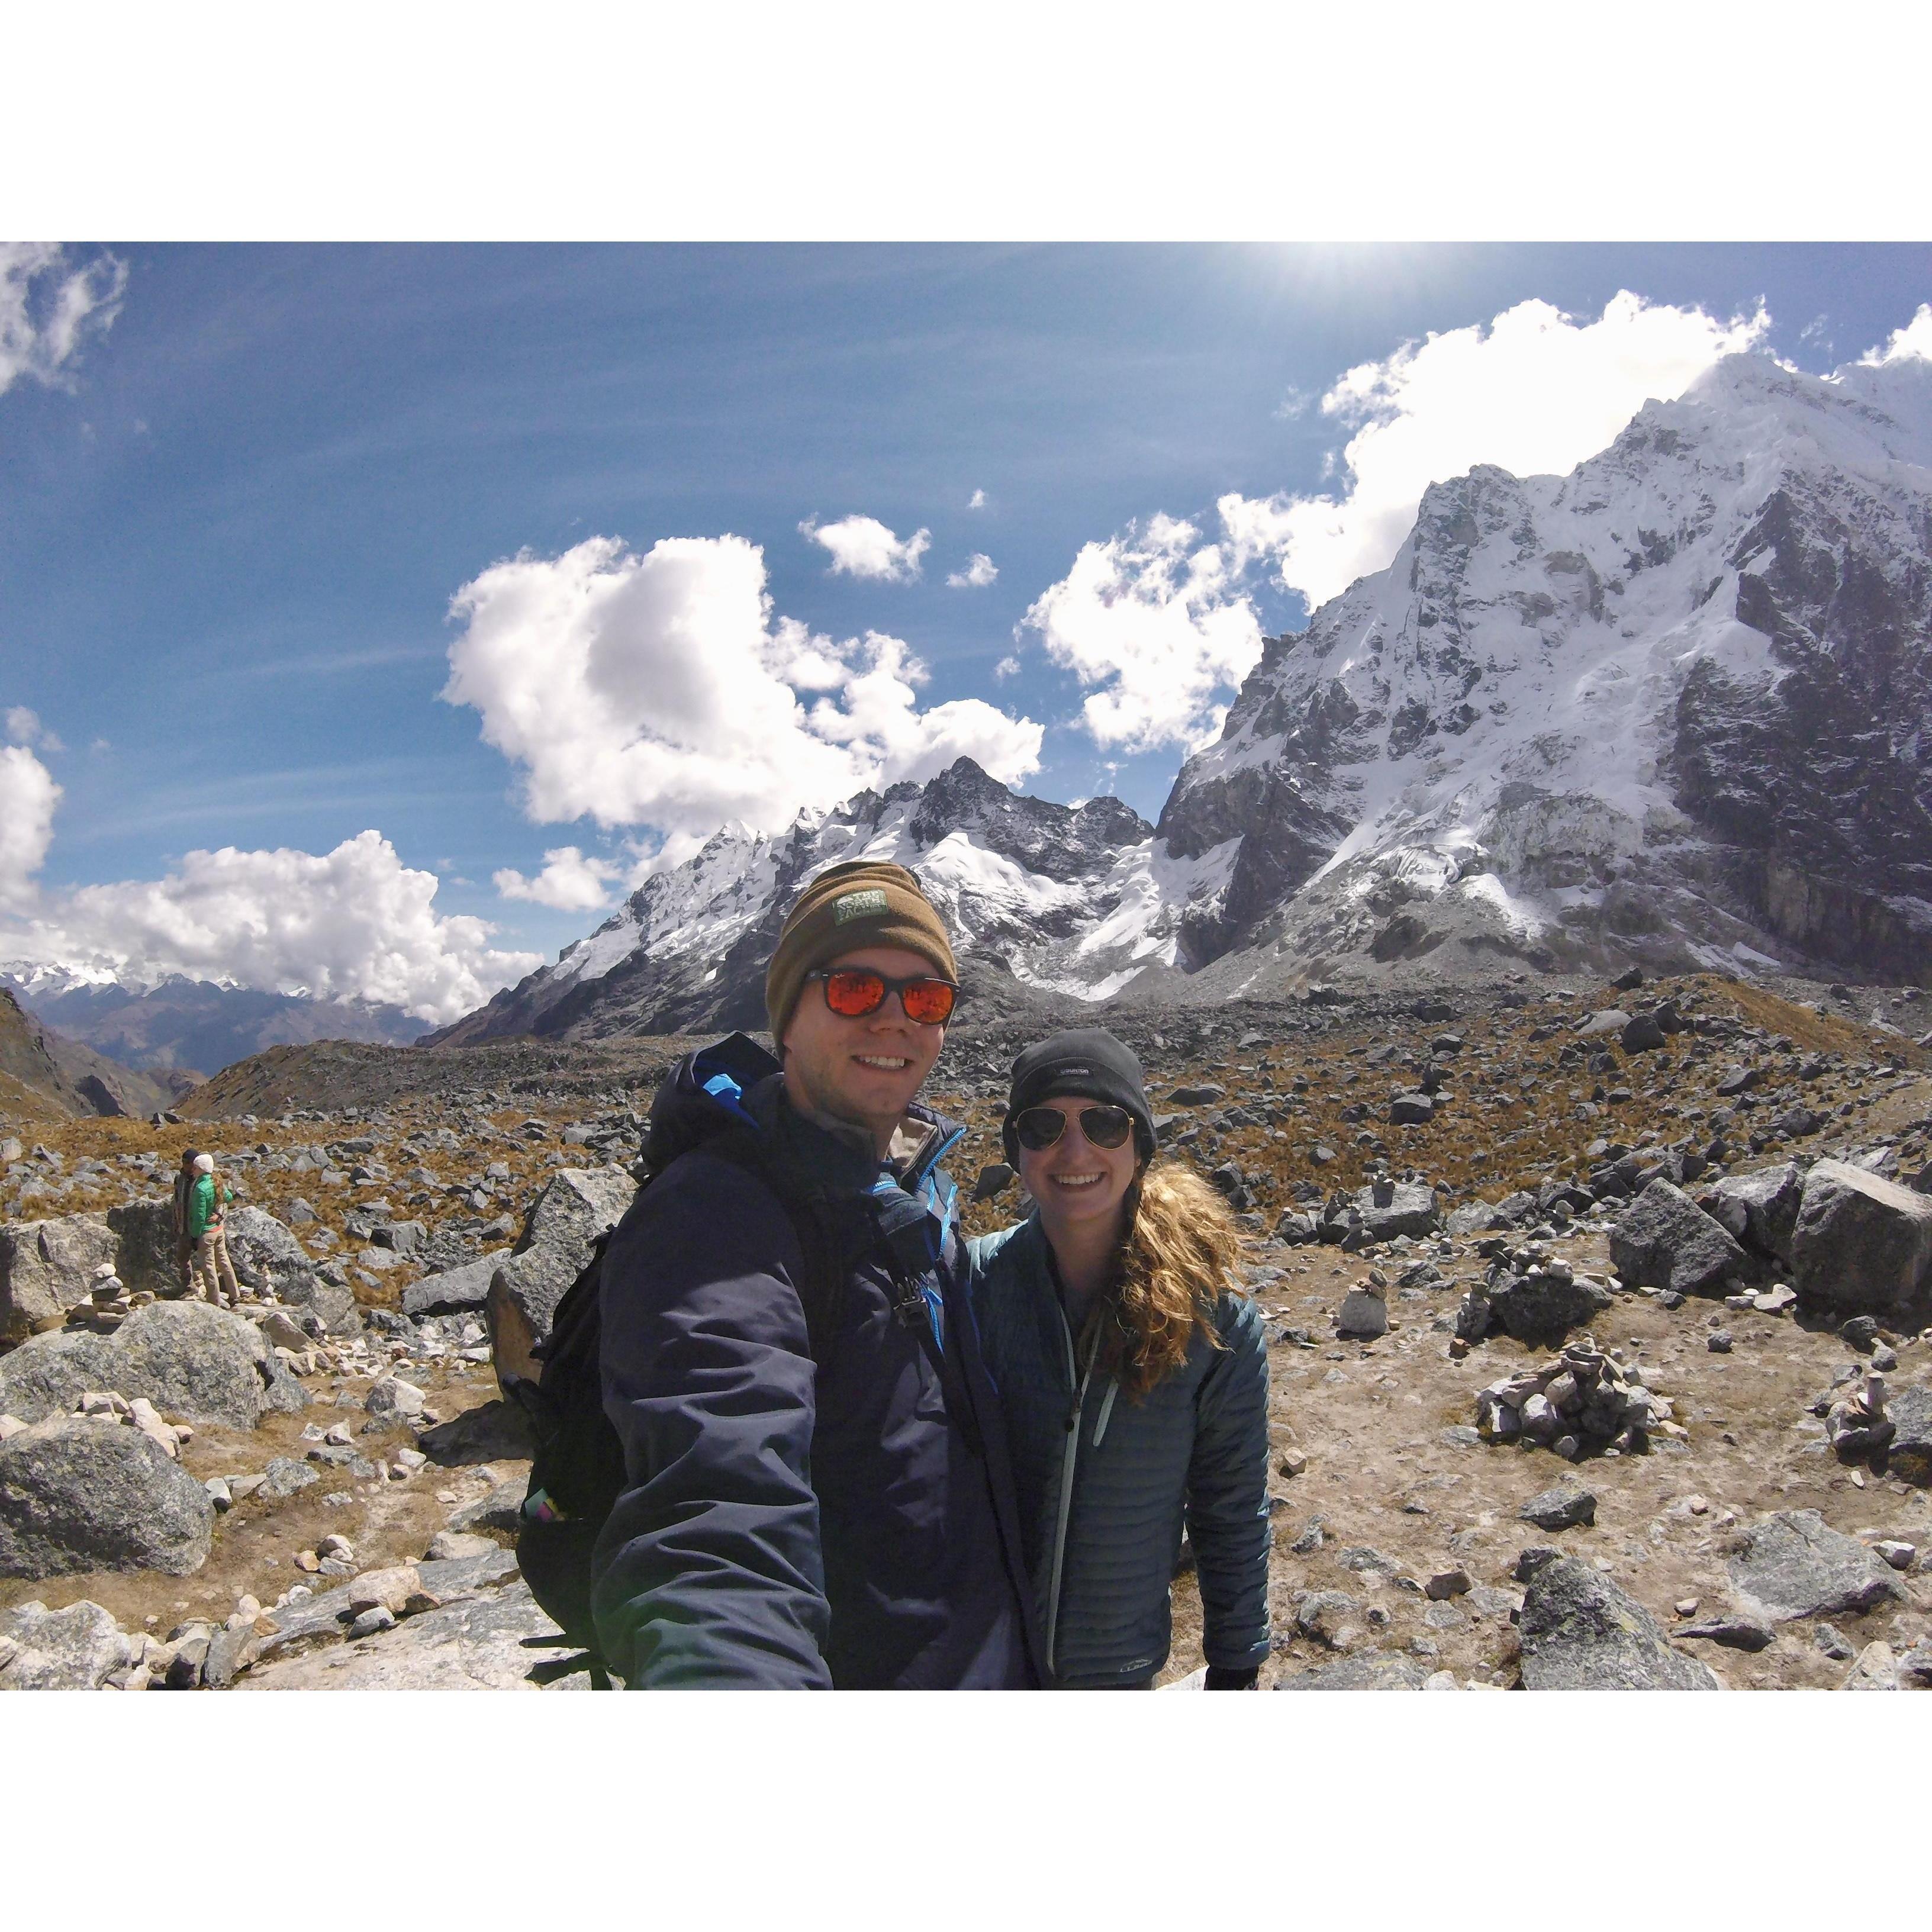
[1003,1028,1157,1165]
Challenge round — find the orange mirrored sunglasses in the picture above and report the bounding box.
[807,967,958,1026]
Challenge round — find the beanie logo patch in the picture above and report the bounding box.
[833,887,889,924]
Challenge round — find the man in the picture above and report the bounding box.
[590,861,1040,1689]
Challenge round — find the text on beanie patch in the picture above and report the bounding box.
[833,888,890,924]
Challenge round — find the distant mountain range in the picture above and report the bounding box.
[434,348,1932,1048]
[0,971,425,1086]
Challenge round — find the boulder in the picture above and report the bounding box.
[1621,1012,1667,1054]
[1275,1651,1427,1690]
[1387,1093,1434,1126]
[236,1579,588,1691]
[487,1166,635,1385]
[223,1206,323,1302]
[1790,1160,1932,1313]
[1335,1289,1389,1340]
[1727,1508,1906,1622]
[104,1198,186,1296]
[1345,1178,1440,1242]
[1886,1384,1932,1485]
[1489,1271,1614,1348]
[1608,1180,1749,1296]
[0,1299,273,1429]
[0,1213,120,1341]
[1706,1163,1804,1267]
[259,1455,318,1499]
[0,1599,133,1690]
[401,1253,501,1319]
[1521,1485,1597,1531]
[0,1416,215,1579]
[277,1267,360,1337]
[1517,1557,1720,1689]
[972,1163,1016,1204]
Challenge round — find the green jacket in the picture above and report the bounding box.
[187,1173,231,1241]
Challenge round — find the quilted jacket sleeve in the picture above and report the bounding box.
[1184,1293,1273,1672]
[590,1154,834,1689]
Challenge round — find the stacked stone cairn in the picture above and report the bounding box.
[1821,1372,1893,1460]
[1475,1336,1677,1458]
[64,1261,154,1335]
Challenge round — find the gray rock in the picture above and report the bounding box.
[259,1353,310,1413]
[401,1253,502,1318]
[1168,1084,1225,1107]
[1675,1615,1775,1651]
[1276,1651,1427,1690]
[1518,1557,1720,1689]
[0,1598,132,1689]
[424,1530,497,1562]
[1489,1271,1614,1348]
[1521,1485,1597,1530]
[1608,1180,1750,1296]
[1728,1508,1906,1622]
[1707,1163,1804,1266]
[237,1578,589,1690]
[1388,1093,1435,1126]
[1791,1160,1932,1313]
[0,1213,120,1341]
[103,1198,186,1297]
[449,1476,527,1536]
[1445,1200,1495,1237]
[1346,1177,1440,1241]
[0,1299,272,1428]
[1335,1289,1389,1339]
[202,1623,257,1689]
[276,1266,361,1337]
[486,1166,635,1384]
[1886,1384,1932,1485]
[259,1455,320,1499]
[972,1163,1016,1204]
[0,1416,214,1579]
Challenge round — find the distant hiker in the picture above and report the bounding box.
[586,861,1039,1688]
[971,1028,1271,1688]
[185,1150,241,1309]
[170,1149,200,1289]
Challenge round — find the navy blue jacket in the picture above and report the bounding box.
[970,1216,1271,1688]
[590,1045,1040,1689]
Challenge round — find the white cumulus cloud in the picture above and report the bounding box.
[1019,514,1263,752]
[1863,302,1932,365]
[800,514,931,582]
[1221,291,1770,610]
[993,654,1020,682]
[2,830,540,1025]
[443,534,1042,845]
[494,846,626,912]
[967,488,987,510]
[0,243,128,399]
[0,745,60,912]
[947,552,997,588]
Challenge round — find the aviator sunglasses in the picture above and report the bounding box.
[806,966,959,1026]
[1010,1103,1136,1152]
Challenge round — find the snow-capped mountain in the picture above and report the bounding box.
[430,759,1182,1043]
[1160,350,1932,991]
[439,348,1932,1045]
[1,969,425,1076]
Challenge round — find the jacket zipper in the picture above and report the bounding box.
[1044,1309,1099,1677]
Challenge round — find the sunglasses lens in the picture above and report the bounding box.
[1080,1106,1134,1149]
[1012,1108,1065,1151]
[899,978,957,1025]
[822,970,886,1017]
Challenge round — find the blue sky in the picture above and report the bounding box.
[2,242,1929,1019]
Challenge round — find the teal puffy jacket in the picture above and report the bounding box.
[969,1216,1271,1687]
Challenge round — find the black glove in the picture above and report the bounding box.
[1203,1665,1259,1690]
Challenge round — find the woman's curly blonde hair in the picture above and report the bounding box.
[1081,1158,1245,1399]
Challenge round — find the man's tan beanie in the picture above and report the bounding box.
[764,861,957,1045]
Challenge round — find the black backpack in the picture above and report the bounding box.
[500,1053,855,1673]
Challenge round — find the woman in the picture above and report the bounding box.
[970,1028,1271,1689]
[186,1150,242,1309]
